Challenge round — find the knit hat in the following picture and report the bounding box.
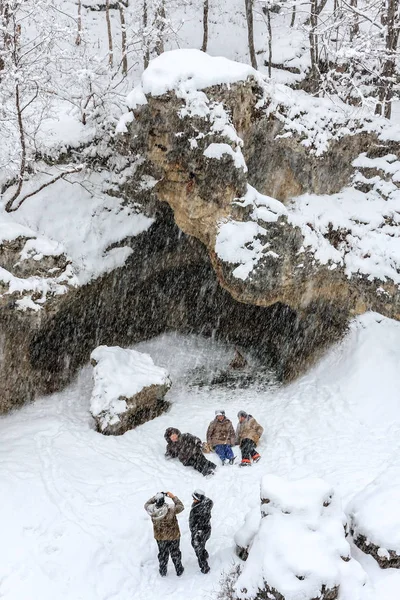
[237,410,248,419]
[155,492,165,508]
[192,489,205,502]
[215,409,225,417]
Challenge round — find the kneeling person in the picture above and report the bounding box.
[144,491,184,577]
[189,489,213,574]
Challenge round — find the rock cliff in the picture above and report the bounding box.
[123,49,400,322]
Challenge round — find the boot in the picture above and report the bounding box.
[239,459,251,467]
[176,565,184,577]
[200,563,210,574]
[252,453,261,463]
[229,456,236,465]
[159,568,167,577]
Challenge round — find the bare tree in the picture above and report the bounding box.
[154,0,166,56]
[76,0,82,45]
[119,0,128,74]
[349,0,359,40]
[143,0,150,68]
[245,0,258,68]
[105,0,114,67]
[375,0,400,118]
[290,2,296,27]
[0,0,85,212]
[265,4,272,76]
[309,0,320,93]
[201,0,209,52]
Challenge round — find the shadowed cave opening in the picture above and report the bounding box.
[27,206,349,402]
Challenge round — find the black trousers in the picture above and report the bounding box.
[186,453,216,476]
[240,438,258,461]
[191,529,210,571]
[156,539,183,575]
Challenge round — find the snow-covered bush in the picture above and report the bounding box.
[348,475,400,569]
[234,475,367,600]
[217,564,243,600]
[90,345,171,435]
[234,508,261,561]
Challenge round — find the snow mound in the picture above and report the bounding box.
[260,474,336,518]
[90,346,171,433]
[140,49,258,98]
[235,475,367,600]
[348,468,400,567]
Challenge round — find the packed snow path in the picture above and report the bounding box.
[1,314,400,600]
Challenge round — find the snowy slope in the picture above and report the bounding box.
[1,314,400,600]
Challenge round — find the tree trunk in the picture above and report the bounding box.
[266,7,272,77]
[76,0,82,45]
[290,3,296,27]
[5,84,26,212]
[308,0,319,93]
[245,0,257,69]
[375,0,399,119]
[143,0,149,68]
[349,0,359,40]
[154,0,165,56]
[201,0,209,52]
[105,0,113,67]
[119,1,127,74]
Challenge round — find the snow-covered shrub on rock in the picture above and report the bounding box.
[348,475,400,569]
[90,346,171,435]
[0,214,76,312]
[234,475,367,600]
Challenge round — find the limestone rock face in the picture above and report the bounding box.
[90,345,171,435]
[124,50,400,323]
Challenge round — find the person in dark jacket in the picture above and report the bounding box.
[144,491,184,577]
[189,489,213,574]
[164,427,216,476]
[206,409,236,465]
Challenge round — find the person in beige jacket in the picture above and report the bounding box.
[144,491,184,577]
[236,410,264,466]
[206,409,236,465]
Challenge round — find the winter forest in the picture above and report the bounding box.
[1,0,400,599]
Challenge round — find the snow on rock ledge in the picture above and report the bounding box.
[234,475,367,600]
[90,346,171,435]
[348,472,400,569]
[140,48,258,98]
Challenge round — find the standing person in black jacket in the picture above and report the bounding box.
[164,428,216,477]
[189,489,213,574]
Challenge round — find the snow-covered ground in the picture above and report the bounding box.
[1,312,400,600]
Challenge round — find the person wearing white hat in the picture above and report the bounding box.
[206,410,236,465]
[189,489,213,574]
[144,491,185,577]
